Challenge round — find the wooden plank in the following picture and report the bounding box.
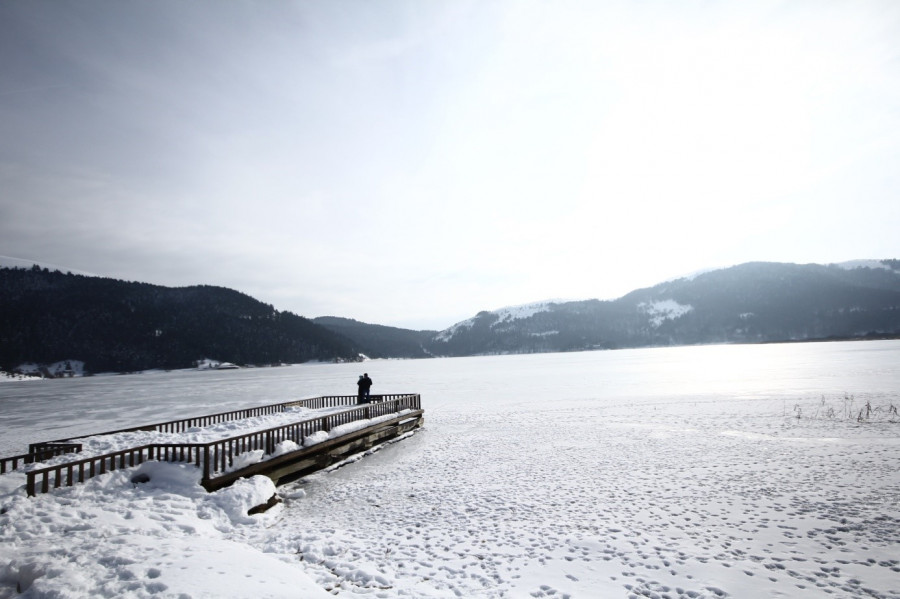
[202,410,423,492]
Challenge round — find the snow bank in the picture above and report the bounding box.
[11,360,85,378]
[0,371,42,383]
[0,403,399,598]
[0,461,332,598]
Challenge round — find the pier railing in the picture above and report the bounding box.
[0,443,83,475]
[23,394,421,496]
[3,394,410,474]
[33,394,411,440]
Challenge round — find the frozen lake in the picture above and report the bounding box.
[2,340,899,598]
[3,340,900,455]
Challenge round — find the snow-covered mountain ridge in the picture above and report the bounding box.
[5,258,900,371]
[424,260,900,355]
[434,300,565,342]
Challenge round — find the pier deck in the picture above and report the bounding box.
[0,394,423,496]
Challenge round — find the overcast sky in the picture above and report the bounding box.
[2,1,899,330]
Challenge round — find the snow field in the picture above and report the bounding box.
[1,342,899,598]
[259,395,900,598]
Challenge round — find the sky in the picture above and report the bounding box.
[2,0,900,330]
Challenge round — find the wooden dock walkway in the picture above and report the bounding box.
[0,394,423,496]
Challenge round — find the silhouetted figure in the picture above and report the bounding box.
[357,375,365,403]
[360,373,373,403]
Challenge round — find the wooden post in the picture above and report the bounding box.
[203,447,211,482]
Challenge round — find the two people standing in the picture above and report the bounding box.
[357,372,373,403]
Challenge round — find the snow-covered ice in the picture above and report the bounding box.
[1,341,899,598]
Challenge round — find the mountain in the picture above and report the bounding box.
[425,260,900,356]
[0,265,360,374]
[4,259,900,374]
[312,316,436,359]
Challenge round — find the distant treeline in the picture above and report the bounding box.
[0,266,359,373]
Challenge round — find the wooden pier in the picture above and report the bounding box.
[0,394,424,496]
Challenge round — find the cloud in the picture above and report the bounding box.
[2,0,900,329]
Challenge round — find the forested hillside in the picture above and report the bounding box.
[0,266,359,373]
[5,260,900,374]
[312,316,435,358]
[426,261,900,355]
